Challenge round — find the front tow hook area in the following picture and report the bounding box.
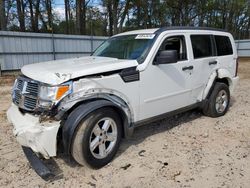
[22,146,55,180]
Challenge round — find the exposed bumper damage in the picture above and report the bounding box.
[22,146,54,180]
[7,104,60,158]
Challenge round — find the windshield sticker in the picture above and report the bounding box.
[135,34,155,39]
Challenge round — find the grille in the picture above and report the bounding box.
[12,77,39,111]
[24,96,37,110]
[26,82,39,96]
[17,79,24,90]
[14,92,21,105]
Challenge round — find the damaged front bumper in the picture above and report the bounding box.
[7,104,60,158]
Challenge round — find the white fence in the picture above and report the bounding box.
[0,31,249,72]
[0,31,107,71]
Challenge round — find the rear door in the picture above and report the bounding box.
[214,35,235,76]
[188,34,218,102]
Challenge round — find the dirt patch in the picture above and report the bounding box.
[238,58,250,79]
[0,76,16,86]
[0,59,250,187]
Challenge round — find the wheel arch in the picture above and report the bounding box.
[216,69,233,93]
[202,69,233,100]
[61,99,134,155]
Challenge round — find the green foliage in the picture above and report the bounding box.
[1,0,249,39]
[124,0,249,39]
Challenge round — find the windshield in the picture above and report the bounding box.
[93,34,156,62]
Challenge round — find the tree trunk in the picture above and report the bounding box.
[113,0,119,34]
[16,0,25,31]
[76,0,82,34]
[82,0,86,35]
[0,0,7,30]
[107,1,113,36]
[76,0,87,35]
[119,0,130,33]
[45,0,52,31]
[28,0,36,31]
[65,0,69,34]
[34,0,40,32]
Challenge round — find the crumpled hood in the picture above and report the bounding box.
[21,56,138,85]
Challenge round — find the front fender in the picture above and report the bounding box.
[62,100,133,155]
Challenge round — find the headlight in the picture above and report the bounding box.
[39,82,72,103]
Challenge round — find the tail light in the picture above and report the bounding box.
[235,57,239,77]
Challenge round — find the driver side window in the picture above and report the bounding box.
[158,35,187,61]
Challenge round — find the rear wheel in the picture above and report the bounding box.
[71,107,122,168]
[203,82,230,117]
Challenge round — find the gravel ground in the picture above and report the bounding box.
[0,59,250,188]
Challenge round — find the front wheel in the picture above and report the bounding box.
[71,107,122,168]
[203,82,230,117]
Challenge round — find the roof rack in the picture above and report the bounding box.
[155,26,227,34]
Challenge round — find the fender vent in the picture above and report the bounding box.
[119,67,140,83]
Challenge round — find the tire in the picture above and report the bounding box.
[71,107,122,168]
[203,82,230,117]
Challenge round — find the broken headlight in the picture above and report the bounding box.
[38,82,72,108]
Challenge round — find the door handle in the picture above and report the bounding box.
[182,66,194,71]
[209,61,217,65]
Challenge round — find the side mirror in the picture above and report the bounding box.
[155,50,178,65]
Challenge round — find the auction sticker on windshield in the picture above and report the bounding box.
[135,34,155,39]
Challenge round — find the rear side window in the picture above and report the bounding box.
[191,35,213,59]
[215,35,233,56]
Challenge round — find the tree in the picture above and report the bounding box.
[16,0,26,31]
[0,0,7,30]
[119,0,130,33]
[76,0,90,34]
[27,0,41,32]
[0,0,249,39]
[28,0,35,31]
[104,0,133,35]
[64,0,70,33]
[45,0,52,30]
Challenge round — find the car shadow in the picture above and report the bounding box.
[229,96,236,107]
[118,96,237,156]
[117,109,203,157]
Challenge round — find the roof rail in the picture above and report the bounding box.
[155,26,227,34]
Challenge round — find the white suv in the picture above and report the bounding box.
[7,27,239,175]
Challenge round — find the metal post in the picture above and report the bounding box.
[90,0,94,54]
[51,30,56,60]
[91,35,93,53]
[236,40,240,55]
[0,34,3,76]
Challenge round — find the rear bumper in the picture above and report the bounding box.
[230,76,239,95]
[7,104,60,158]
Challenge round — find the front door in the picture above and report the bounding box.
[139,34,195,121]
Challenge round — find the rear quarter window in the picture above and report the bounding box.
[215,35,233,56]
[191,35,213,59]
